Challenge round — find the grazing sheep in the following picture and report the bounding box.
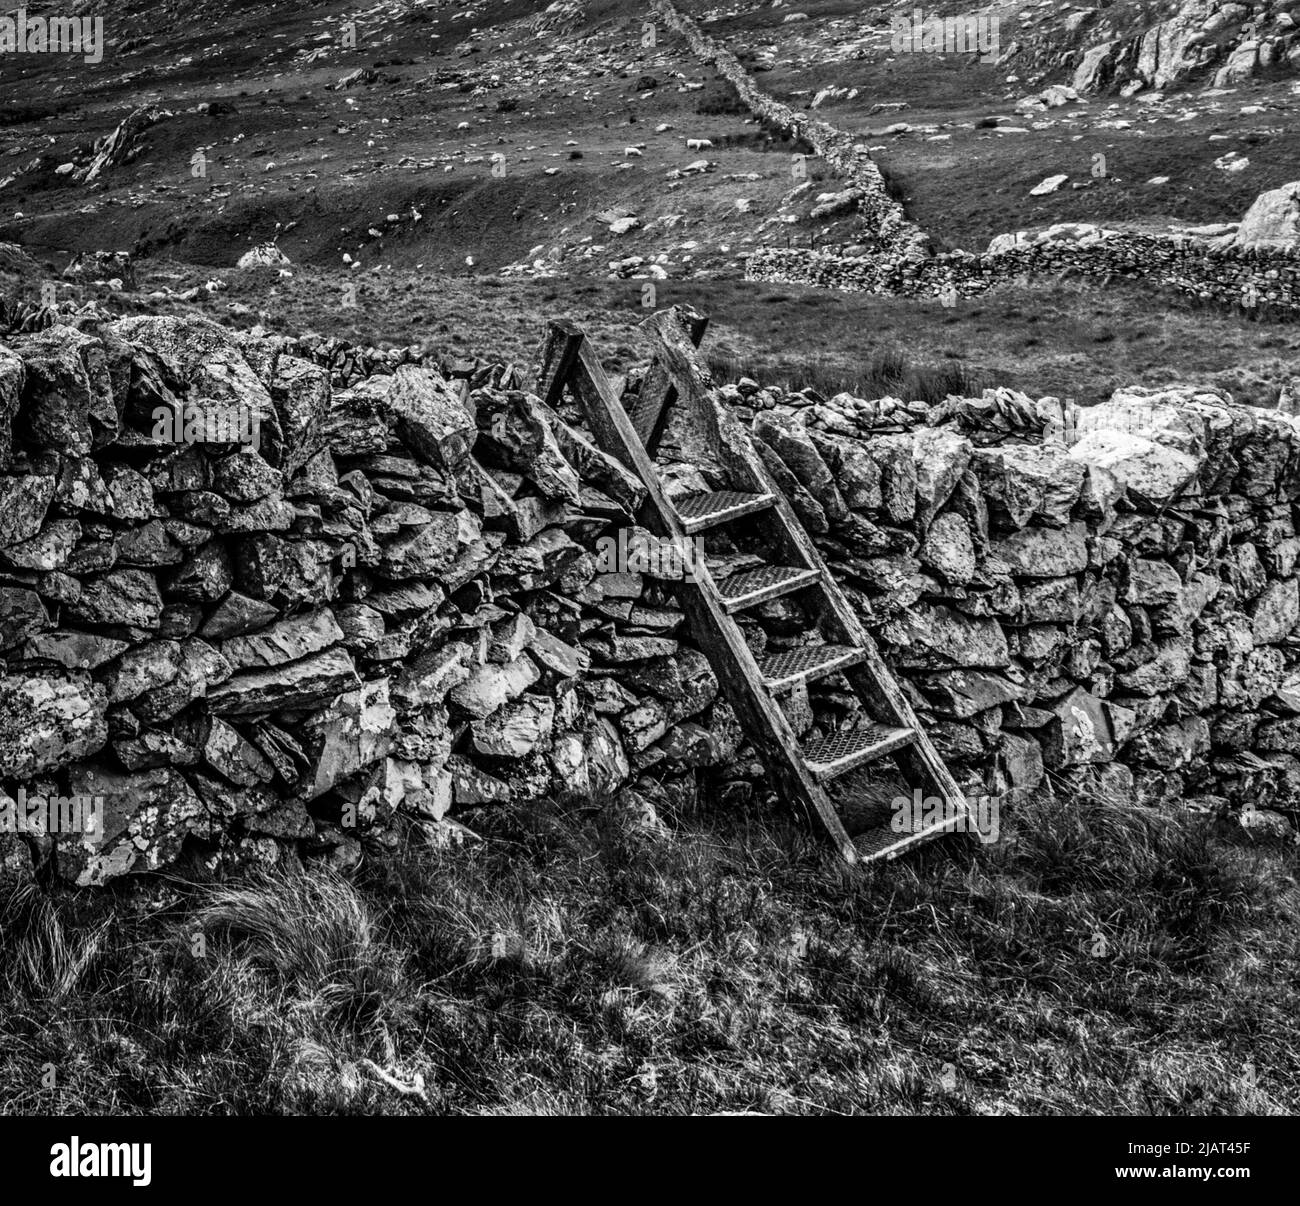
[685,138,713,151]
[623,146,643,157]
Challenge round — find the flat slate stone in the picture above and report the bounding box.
[206,646,360,717]
[220,607,345,670]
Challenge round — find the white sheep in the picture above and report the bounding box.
[623,146,643,157]
[685,138,713,151]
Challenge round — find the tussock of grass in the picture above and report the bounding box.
[194,871,409,1051]
[1,787,1296,1115]
[704,344,984,403]
[0,884,109,1003]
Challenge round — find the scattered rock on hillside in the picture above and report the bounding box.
[237,243,292,270]
[73,105,171,183]
[1029,174,1069,196]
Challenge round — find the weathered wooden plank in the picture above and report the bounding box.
[630,306,709,452]
[535,321,585,409]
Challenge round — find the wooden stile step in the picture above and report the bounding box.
[852,799,970,864]
[759,643,867,691]
[802,723,915,781]
[674,489,774,534]
[716,563,820,613]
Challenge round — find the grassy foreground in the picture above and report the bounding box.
[1,785,1297,1116]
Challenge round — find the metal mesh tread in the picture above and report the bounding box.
[803,723,915,780]
[673,489,773,534]
[716,563,819,612]
[853,802,969,864]
[759,643,866,690]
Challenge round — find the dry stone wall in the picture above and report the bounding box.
[3,312,1299,891]
[0,313,742,887]
[649,0,930,265]
[698,373,1300,837]
[744,232,1300,316]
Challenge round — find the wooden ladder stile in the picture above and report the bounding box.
[536,307,970,865]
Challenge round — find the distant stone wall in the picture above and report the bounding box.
[654,0,1300,317]
[712,374,1300,836]
[649,0,930,264]
[745,233,1300,315]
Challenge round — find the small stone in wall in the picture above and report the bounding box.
[0,671,108,777]
[488,612,536,663]
[448,654,540,720]
[991,522,1089,578]
[1044,688,1116,767]
[205,646,360,716]
[472,694,555,758]
[920,511,976,584]
[897,604,1011,669]
[219,607,346,670]
[1116,638,1193,697]
[1250,577,1300,646]
[1124,558,1184,608]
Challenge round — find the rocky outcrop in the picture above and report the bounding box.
[63,251,136,291]
[236,244,292,271]
[1135,1,1220,89]
[72,106,171,184]
[1021,1,1300,96]
[0,243,42,278]
[1073,41,1119,92]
